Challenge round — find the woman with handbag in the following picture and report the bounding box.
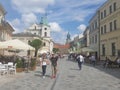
[40,54,49,78]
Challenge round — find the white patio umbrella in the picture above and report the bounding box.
[0,39,35,51]
[0,42,7,49]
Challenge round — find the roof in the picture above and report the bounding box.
[12,33,39,37]
[54,43,70,49]
[0,21,14,32]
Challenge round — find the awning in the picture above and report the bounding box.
[81,47,96,52]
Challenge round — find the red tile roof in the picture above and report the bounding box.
[54,43,70,49]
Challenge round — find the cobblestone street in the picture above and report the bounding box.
[0,57,120,90]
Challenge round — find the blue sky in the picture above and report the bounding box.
[0,0,107,44]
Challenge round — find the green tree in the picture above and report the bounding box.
[53,48,59,53]
[29,39,42,57]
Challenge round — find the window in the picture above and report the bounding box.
[92,36,94,44]
[101,12,103,19]
[104,10,106,17]
[44,32,47,37]
[95,21,97,29]
[90,26,92,32]
[92,24,94,30]
[102,44,105,56]
[113,2,116,11]
[109,5,112,14]
[44,28,47,30]
[90,38,92,44]
[111,43,116,56]
[109,22,112,31]
[104,25,106,33]
[101,26,103,34]
[95,35,97,43]
[43,42,46,46]
[35,26,36,30]
[118,50,120,57]
[114,20,117,30]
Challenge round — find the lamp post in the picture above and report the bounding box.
[26,49,30,73]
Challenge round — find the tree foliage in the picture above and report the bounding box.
[53,48,59,53]
[29,39,42,57]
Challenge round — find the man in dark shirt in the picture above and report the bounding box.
[50,54,58,78]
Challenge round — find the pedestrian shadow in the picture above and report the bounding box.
[34,71,42,77]
[34,71,51,78]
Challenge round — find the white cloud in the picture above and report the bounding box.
[49,22,67,44]
[21,13,37,27]
[48,0,107,23]
[49,22,62,32]
[11,0,55,14]
[51,31,67,44]
[77,24,86,31]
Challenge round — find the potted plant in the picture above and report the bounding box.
[15,58,23,72]
[30,57,36,71]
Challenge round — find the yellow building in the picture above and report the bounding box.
[89,11,100,59]
[99,0,120,60]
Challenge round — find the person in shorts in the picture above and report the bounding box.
[50,54,58,78]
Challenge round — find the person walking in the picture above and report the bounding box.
[77,54,84,70]
[116,57,120,68]
[40,54,49,78]
[91,55,96,66]
[50,54,58,79]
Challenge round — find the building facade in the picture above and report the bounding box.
[83,26,90,47]
[99,0,120,60]
[0,4,14,41]
[89,11,100,59]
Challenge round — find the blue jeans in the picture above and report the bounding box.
[42,65,47,76]
[78,62,82,70]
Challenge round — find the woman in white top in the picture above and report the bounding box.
[40,54,48,78]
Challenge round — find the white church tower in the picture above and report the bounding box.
[24,15,51,40]
[23,15,53,54]
[40,15,51,39]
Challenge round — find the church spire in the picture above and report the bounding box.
[66,32,71,44]
[40,13,48,25]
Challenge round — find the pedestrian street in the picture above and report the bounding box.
[0,57,120,90]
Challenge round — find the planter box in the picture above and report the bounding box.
[30,66,36,71]
[16,68,23,72]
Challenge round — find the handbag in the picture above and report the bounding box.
[46,60,50,65]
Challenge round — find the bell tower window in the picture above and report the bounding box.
[44,28,47,30]
[44,32,47,37]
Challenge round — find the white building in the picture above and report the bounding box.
[13,16,53,54]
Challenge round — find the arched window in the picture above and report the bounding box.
[43,42,46,46]
[35,26,36,30]
[44,32,47,37]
